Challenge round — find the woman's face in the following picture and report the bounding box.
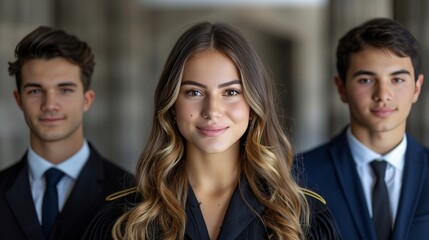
[174,50,250,156]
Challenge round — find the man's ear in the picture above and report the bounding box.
[13,90,23,110]
[412,73,424,103]
[83,90,95,112]
[334,75,348,103]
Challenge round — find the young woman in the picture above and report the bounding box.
[84,22,341,240]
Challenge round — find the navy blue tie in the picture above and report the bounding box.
[370,160,391,240]
[42,168,65,237]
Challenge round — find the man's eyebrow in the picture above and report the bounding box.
[390,70,411,76]
[352,70,376,78]
[352,69,411,78]
[57,82,78,87]
[22,82,78,89]
[181,80,241,88]
[22,83,42,89]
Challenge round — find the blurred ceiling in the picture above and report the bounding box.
[139,0,327,8]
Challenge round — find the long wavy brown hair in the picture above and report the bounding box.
[113,22,309,240]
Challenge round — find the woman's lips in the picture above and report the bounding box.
[197,126,228,137]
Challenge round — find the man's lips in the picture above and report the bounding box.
[39,117,65,124]
[370,108,396,118]
[197,126,228,137]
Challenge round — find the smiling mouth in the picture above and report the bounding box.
[197,127,228,137]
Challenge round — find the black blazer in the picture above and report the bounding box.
[0,144,133,240]
[83,177,342,240]
[296,128,429,240]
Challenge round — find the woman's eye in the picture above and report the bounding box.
[224,89,240,96]
[186,90,203,96]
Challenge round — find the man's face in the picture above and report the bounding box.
[14,57,94,146]
[335,47,423,136]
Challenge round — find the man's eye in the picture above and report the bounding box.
[392,78,405,83]
[60,88,74,94]
[357,78,373,84]
[27,89,42,95]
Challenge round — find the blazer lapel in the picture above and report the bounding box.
[185,177,265,240]
[217,177,265,240]
[329,131,377,240]
[392,135,427,240]
[5,159,45,240]
[185,186,210,240]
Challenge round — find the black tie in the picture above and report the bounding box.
[42,168,65,237]
[370,160,391,240]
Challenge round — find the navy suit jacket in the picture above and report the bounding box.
[296,128,429,240]
[0,144,133,240]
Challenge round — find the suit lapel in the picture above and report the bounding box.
[5,159,45,240]
[329,131,377,240]
[392,135,427,240]
[50,147,105,238]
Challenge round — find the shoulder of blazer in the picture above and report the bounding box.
[0,159,27,187]
[301,188,326,205]
[105,187,139,201]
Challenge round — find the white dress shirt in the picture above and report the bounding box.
[27,140,90,224]
[347,127,406,227]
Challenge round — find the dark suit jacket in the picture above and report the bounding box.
[83,177,342,240]
[0,144,133,240]
[296,128,429,240]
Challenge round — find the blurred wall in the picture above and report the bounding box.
[0,0,427,172]
[393,0,429,143]
[1,0,54,169]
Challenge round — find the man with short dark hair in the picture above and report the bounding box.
[0,26,132,240]
[297,18,429,240]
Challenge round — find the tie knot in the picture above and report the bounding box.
[370,160,387,179]
[45,168,65,187]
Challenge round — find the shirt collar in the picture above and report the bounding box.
[347,127,406,170]
[28,140,90,180]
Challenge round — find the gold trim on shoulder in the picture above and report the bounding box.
[302,188,326,205]
[105,187,138,201]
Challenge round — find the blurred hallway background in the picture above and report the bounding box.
[1,0,428,172]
